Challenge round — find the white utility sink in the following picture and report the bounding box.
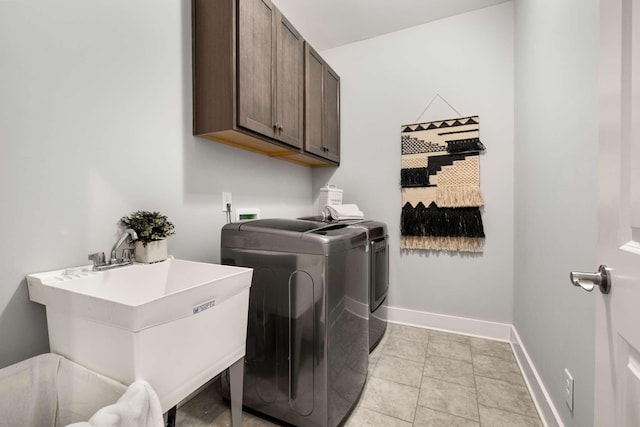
[27,258,253,413]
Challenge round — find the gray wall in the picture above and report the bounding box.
[514,1,597,426]
[0,0,313,368]
[314,3,515,324]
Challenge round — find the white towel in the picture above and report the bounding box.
[67,380,164,427]
[323,204,365,220]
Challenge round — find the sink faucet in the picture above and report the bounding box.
[88,228,138,271]
[110,228,138,263]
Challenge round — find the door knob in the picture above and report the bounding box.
[570,265,611,294]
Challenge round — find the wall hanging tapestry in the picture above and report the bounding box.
[400,116,486,252]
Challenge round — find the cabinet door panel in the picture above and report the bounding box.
[324,66,340,163]
[304,44,324,157]
[238,0,276,137]
[276,12,304,148]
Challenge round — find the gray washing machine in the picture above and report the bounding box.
[299,217,389,352]
[221,219,369,427]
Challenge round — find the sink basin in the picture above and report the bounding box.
[27,258,253,412]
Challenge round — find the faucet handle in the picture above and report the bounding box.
[122,248,134,261]
[88,252,106,266]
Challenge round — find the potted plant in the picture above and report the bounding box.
[119,210,175,263]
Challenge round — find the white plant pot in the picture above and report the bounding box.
[134,239,168,264]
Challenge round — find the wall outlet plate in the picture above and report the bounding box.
[564,368,574,412]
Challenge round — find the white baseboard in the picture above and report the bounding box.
[510,326,563,427]
[386,305,512,341]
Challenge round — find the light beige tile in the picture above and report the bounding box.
[361,377,419,422]
[382,336,428,363]
[414,406,479,427]
[370,336,386,364]
[424,355,475,388]
[418,377,479,421]
[389,323,430,343]
[246,413,281,426]
[176,383,229,426]
[479,405,542,427]
[176,379,279,427]
[469,338,515,361]
[476,376,538,418]
[428,330,470,344]
[473,353,525,386]
[177,407,277,427]
[373,354,424,387]
[345,407,412,427]
[427,336,472,363]
[368,356,379,376]
[370,327,390,358]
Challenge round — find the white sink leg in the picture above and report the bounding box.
[229,357,244,427]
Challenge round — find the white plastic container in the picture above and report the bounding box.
[0,353,126,426]
[318,184,343,214]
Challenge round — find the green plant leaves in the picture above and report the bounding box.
[120,211,175,247]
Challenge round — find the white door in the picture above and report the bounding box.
[588,0,640,425]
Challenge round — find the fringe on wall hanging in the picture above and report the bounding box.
[400,115,486,252]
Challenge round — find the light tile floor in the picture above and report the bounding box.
[176,324,542,427]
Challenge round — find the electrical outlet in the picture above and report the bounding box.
[564,368,574,412]
[222,192,232,212]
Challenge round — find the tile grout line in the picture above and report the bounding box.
[412,334,429,425]
[471,347,482,426]
[415,403,482,425]
[473,373,528,387]
[370,372,422,389]
[421,372,475,390]
[476,402,543,423]
[363,406,414,426]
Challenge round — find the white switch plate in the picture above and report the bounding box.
[222,192,232,212]
[564,368,574,411]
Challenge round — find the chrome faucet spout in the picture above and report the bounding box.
[111,228,138,262]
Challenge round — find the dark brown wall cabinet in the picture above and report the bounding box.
[193,0,340,167]
[304,44,340,163]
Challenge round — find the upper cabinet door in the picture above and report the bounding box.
[193,0,340,166]
[275,11,304,148]
[238,0,276,138]
[304,44,325,157]
[324,66,340,163]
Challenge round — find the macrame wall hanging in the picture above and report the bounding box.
[400,112,486,252]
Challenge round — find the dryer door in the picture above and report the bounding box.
[370,237,389,311]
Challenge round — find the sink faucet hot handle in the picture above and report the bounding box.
[122,248,133,261]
